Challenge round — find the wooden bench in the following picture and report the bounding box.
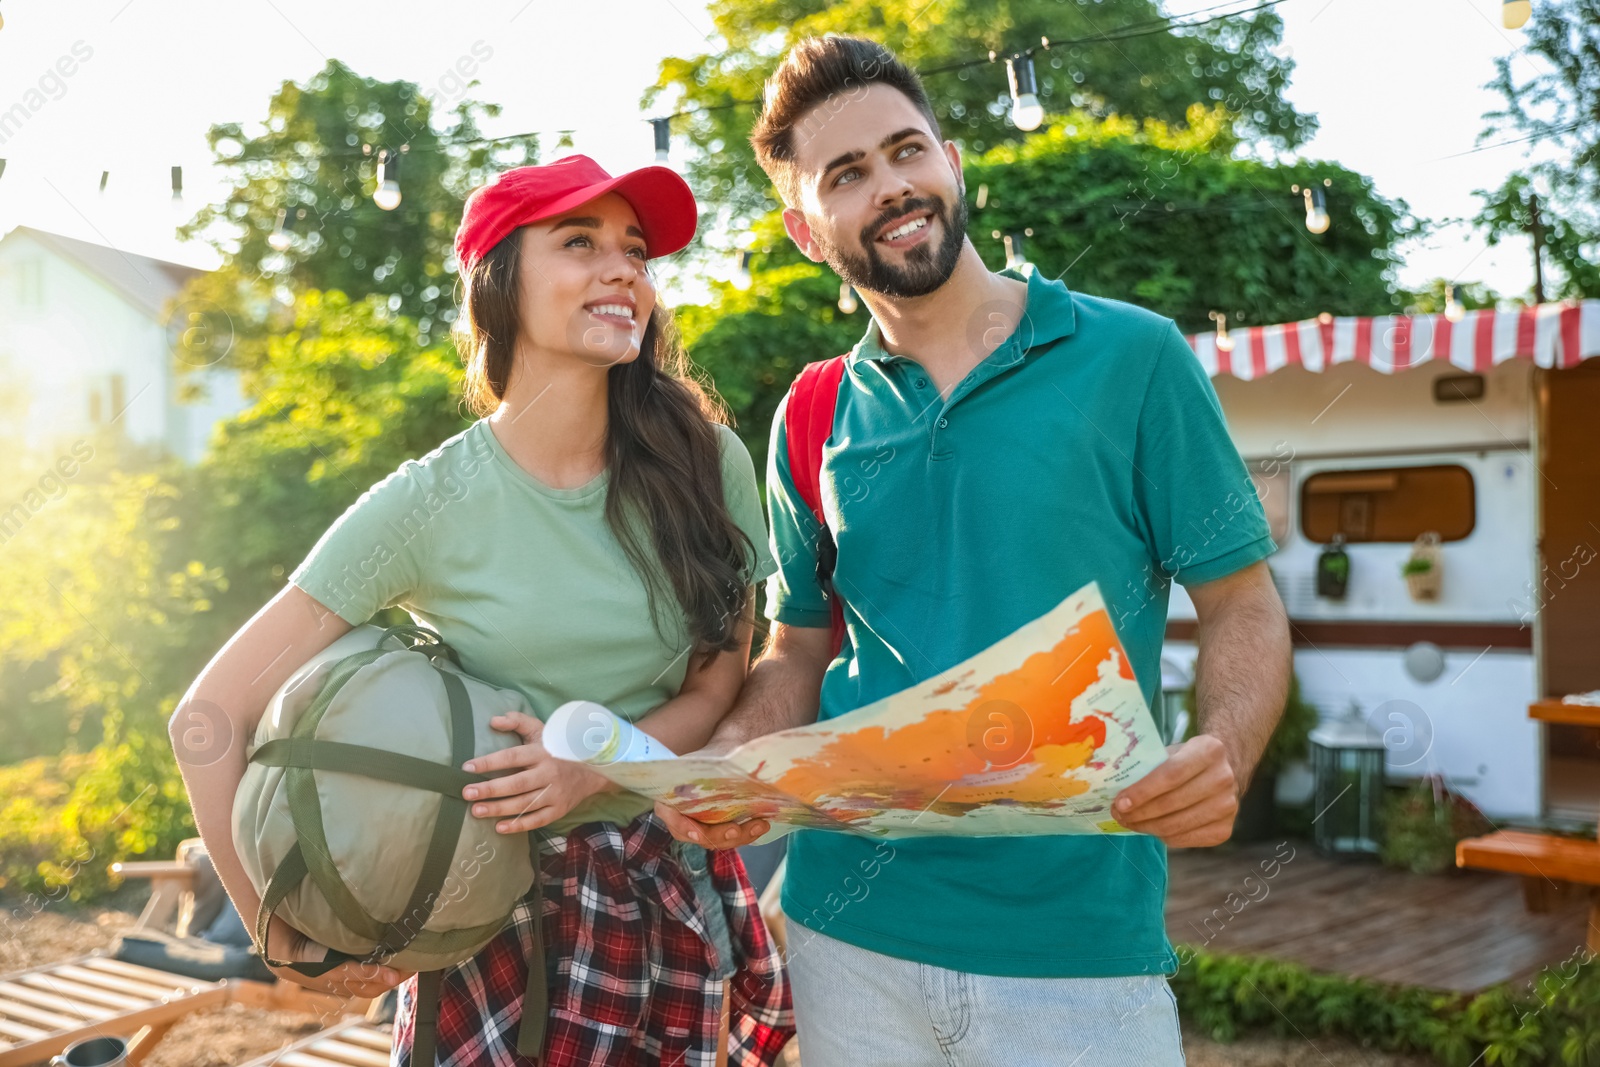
[1457,830,1600,952]
[0,838,382,1066]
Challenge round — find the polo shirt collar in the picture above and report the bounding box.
[848,263,1079,366]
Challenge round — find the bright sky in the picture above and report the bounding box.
[0,0,1555,306]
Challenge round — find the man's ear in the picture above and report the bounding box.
[943,139,964,195]
[782,206,826,264]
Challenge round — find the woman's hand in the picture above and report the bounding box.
[263,917,414,1000]
[463,710,617,833]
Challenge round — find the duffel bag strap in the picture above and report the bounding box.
[379,623,463,669]
[248,629,510,1067]
[514,829,549,1057]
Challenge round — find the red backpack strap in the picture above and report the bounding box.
[784,355,849,657]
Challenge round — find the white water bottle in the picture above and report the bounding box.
[543,701,673,765]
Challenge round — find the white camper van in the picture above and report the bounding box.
[1162,301,1600,825]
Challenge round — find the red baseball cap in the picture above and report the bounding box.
[453,154,697,271]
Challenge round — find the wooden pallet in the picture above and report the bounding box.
[0,952,230,1067]
[235,1016,392,1067]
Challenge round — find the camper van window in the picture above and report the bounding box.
[1301,464,1475,544]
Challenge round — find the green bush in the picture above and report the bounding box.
[0,727,193,901]
[1172,945,1600,1066]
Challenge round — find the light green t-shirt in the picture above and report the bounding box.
[287,417,777,826]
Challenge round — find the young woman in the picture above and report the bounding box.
[172,155,794,1067]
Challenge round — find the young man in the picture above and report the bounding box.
[656,35,1292,1066]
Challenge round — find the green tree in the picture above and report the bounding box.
[0,433,205,760]
[964,108,1408,330]
[1472,0,1600,300]
[691,108,1410,468]
[679,219,864,470]
[176,290,472,629]
[0,456,228,894]
[0,292,469,896]
[645,0,1312,230]
[179,59,539,345]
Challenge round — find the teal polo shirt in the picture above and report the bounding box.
[763,264,1276,978]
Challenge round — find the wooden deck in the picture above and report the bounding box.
[1165,841,1595,993]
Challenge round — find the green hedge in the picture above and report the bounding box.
[1173,945,1600,1066]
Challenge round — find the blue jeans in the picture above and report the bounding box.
[783,918,1187,1067]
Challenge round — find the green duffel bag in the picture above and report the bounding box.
[233,623,548,1062]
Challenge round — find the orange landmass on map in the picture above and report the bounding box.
[771,607,1131,821]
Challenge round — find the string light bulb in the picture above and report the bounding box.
[170,166,183,200]
[733,250,754,291]
[1502,0,1530,28]
[838,283,858,314]
[1210,310,1235,352]
[1444,284,1465,323]
[374,148,402,210]
[268,206,306,252]
[994,227,1034,270]
[1005,55,1045,132]
[1302,183,1330,234]
[650,118,671,164]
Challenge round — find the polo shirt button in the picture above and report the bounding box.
[937,416,949,428]
[915,377,928,388]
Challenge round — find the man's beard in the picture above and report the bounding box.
[816,192,968,299]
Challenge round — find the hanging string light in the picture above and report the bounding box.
[838,283,859,314]
[1004,54,1045,132]
[12,2,1297,210]
[99,170,109,193]
[650,118,672,164]
[372,147,404,210]
[732,250,754,291]
[1501,0,1531,28]
[268,206,308,251]
[1444,283,1466,323]
[1294,180,1331,233]
[993,227,1035,269]
[1209,310,1235,351]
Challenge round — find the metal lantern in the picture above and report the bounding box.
[1308,712,1386,855]
[1316,532,1350,599]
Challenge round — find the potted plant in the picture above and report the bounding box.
[1402,532,1443,601]
[1183,672,1319,842]
[1379,775,1492,874]
[1316,533,1351,599]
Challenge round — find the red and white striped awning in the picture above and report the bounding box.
[1185,299,1600,380]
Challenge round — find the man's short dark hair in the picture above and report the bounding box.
[750,35,943,207]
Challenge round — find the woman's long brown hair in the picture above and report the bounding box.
[455,231,756,659]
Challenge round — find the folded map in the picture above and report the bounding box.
[543,580,1168,841]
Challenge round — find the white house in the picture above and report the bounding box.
[0,225,249,464]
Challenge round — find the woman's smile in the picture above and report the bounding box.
[584,295,638,329]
